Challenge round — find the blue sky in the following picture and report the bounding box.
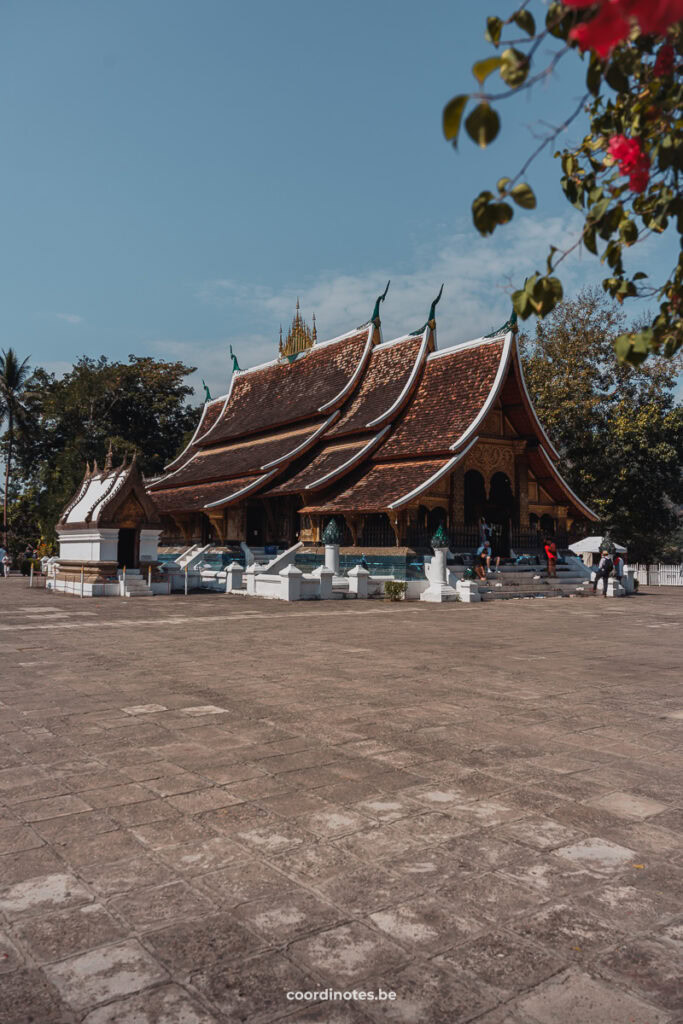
[1,0,677,399]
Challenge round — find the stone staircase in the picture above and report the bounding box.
[474,563,590,602]
[117,569,153,597]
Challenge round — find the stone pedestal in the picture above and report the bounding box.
[225,562,243,593]
[456,578,481,602]
[348,564,369,599]
[279,564,303,601]
[324,543,340,575]
[245,564,259,596]
[420,546,459,603]
[312,564,334,599]
[607,577,626,597]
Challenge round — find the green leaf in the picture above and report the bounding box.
[583,224,597,254]
[485,16,503,45]
[633,271,648,280]
[500,48,529,88]
[513,9,536,36]
[605,61,629,92]
[614,333,632,362]
[546,1,569,39]
[546,245,558,274]
[590,197,611,221]
[619,219,638,245]
[472,56,503,85]
[586,56,603,97]
[472,192,496,235]
[465,103,500,148]
[497,176,511,194]
[492,201,514,225]
[512,288,533,319]
[443,94,469,144]
[510,182,536,209]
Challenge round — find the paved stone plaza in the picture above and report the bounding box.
[0,580,681,1024]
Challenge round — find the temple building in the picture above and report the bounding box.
[147,290,597,555]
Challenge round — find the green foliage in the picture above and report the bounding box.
[384,580,407,602]
[441,5,683,362]
[0,348,34,545]
[520,288,683,559]
[3,354,201,546]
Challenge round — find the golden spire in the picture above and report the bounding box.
[312,313,317,341]
[280,298,315,358]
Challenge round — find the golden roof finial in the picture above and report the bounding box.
[280,298,315,359]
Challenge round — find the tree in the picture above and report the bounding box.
[520,288,683,558]
[5,354,201,548]
[0,349,33,547]
[443,1,683,363]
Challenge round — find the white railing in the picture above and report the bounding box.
[631,563,683,586]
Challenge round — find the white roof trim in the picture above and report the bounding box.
[514,345,561,461]
[203,469,279,509]
[448,332,513,452]
[388,436,479,510]
[260,410,341,470]
[537,445,598,520]
[305,425,391,491]
[195,371,238,446]
[374,333,414,351]
[318,326,372,413]
[428,334,505,361]
[366,327,430,429]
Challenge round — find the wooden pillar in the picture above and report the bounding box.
[171,514,193,546]
[206,511,227,545]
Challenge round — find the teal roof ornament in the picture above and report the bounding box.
[229,345,241,373]
[484,309,518,338]
[358,280,390,329]
[411,283,444,336]
[430,523,450,549]
[201,379,212,403]
[322,518,342,545]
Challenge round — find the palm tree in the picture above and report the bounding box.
[0,349,32,547]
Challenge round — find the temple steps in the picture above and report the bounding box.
[117,569,154,597]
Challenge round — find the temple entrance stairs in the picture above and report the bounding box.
[473,563,590,601]
[117,569,153,597]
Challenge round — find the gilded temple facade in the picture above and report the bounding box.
[147,295,597,554]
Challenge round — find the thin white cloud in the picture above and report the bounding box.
[55,313,84,325]
[179,212,653,399]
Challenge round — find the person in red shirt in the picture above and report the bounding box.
[544,538,557,578]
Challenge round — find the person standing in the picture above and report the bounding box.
[593,550,613,597]
[544,537,557,578]
[613,552,624,584]
[0,545,7,578]
[1,551,10,578]
[479,516,492,546]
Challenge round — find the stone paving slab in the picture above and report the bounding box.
[0,580,680,1022]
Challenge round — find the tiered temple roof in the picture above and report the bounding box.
[147,295,597,528]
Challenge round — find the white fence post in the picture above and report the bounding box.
[184,565,188,596]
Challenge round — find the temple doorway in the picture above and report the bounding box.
[487,472,515,556]
[117,528,138,568]
[246,503,266,546]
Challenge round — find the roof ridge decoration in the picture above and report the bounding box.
[357,280,391,330]
[410,284,444,336]
[230,346,241,373]
[201,379,212,402]
[484,309,518,338]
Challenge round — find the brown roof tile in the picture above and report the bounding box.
[150,423,323,491]
[380,339,505,458]
[302,459,449,513]
[328,336,423,437]
[202,330,369,445]
[151,478,257,514]
[263,440,369,496]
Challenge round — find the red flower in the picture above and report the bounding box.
[608,134,650,192]
[566,0,683,57]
